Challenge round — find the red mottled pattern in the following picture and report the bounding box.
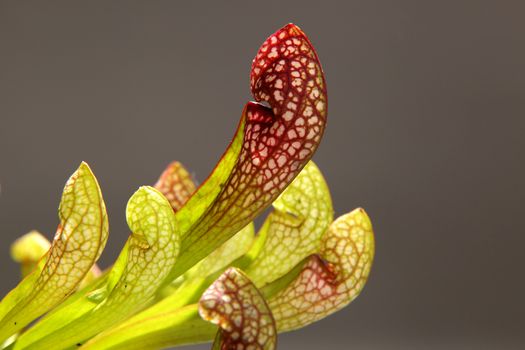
[180,24,327,273]
[268,209,374,331]
[251,23,327,164]
[199,268,276,350]
[154,161,196,211]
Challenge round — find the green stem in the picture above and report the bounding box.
[80,304,216,350]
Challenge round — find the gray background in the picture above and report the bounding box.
[1,1,524,349]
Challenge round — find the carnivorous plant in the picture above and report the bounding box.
[0,24,375,350]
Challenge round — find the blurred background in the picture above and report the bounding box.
[1,1,524,349]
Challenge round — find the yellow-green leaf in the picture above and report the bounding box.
[10,230,103,292]
[185,223,255,281]
[268,209,375,332]
[244,161,333,287]
[0,162,108,344]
